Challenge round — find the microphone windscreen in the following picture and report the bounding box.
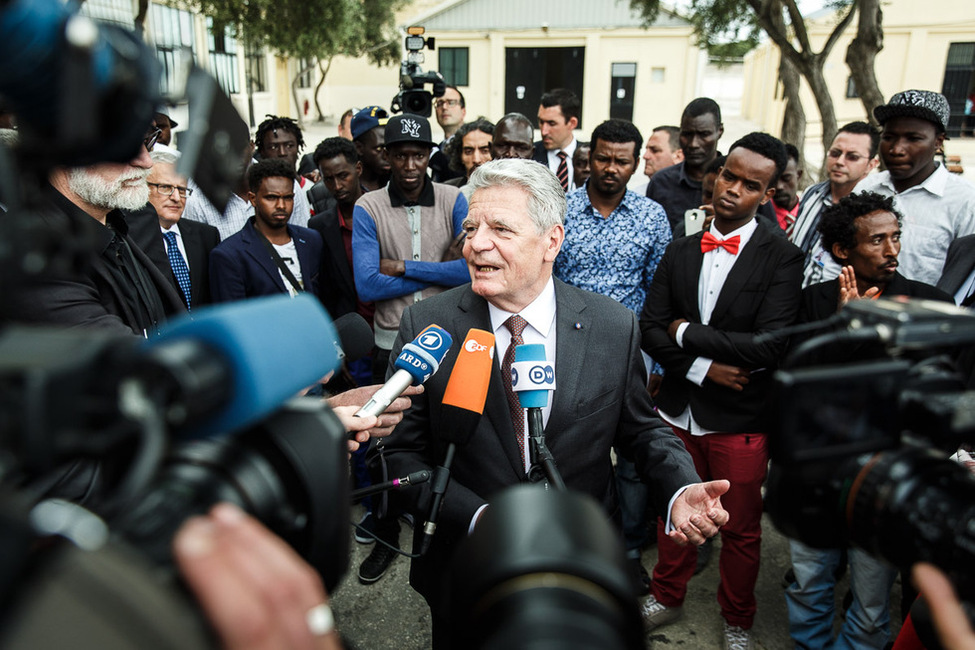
[393,324,453,385]
[146,294,340,438]
[332,313,374,362]
[513,343,554,409]
[443,328,495,414]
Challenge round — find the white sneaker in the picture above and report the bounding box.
[722,622,753,650]
[640,594,683,630]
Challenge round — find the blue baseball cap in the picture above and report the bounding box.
[350,106,389,140]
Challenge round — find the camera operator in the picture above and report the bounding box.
[785,191,952,649]
[6,126,186,336]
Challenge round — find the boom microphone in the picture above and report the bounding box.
[333,313,375,362]
[355,324,453,419]
[420,328,495,555]
[136,293,342,439]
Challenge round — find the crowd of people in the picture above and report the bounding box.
[7,81,975,650]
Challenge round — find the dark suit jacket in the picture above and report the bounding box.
[307,206,357,318]
[126,206,222,307]
[532,141,548,165]
[797,273,952,366]
[641,222,804,432]
[209,217,322,302]
[377,280,700,611]
[937,234,975,299]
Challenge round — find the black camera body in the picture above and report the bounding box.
[766,298,975,602]
[390,26,445,118]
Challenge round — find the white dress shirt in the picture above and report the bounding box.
[160,222,189,263]
[659,218,760,436]
[545,138,578,191]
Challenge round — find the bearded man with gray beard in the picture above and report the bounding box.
[7,131,185,335]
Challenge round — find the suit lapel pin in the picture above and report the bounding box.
[574,322,582,330]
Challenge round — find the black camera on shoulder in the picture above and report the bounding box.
[390,26,446,118]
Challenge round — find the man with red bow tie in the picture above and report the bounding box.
[638,132,803,649]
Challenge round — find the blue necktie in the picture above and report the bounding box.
[163,230,192,310]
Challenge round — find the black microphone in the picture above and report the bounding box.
[419,328,494,555]
[333,313,374,362]
[350,469,431,501]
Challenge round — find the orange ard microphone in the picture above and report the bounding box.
[420,328,495,555]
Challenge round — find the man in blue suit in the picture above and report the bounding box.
[210,159,322,302]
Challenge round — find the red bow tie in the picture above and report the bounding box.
[701,231,741,255]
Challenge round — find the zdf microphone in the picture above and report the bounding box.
[421,328,495,555]
[355,324,453,419]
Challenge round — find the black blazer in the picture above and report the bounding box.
[937,234,975,299]
[377,280,700,611]
[125,206,221,308]
[307,206,357,319]
[641,223,804,432]
[532,140,548,165]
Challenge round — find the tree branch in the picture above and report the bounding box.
[821,0,858,60]
[783,0,811,53]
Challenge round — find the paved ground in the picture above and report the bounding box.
[330,504,902,649]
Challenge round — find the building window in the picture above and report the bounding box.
[651,67,665,84]
[845,76,859,99]
[79,0,134,28]
[207,18,239,95]
[245,44,267,94]
[297,58,314,89]
[150,4,195,96]
[439,47,469,87]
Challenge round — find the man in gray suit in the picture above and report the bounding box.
[376,159,730,647]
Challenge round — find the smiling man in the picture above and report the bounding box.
[210,158,322,302]
[640,132,803,649]
[374,158,729,647]
[855,90,975,285]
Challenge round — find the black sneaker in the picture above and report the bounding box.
[358,542,398,584]
[354,512,376,544]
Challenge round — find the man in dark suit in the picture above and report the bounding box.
[938,233,975,306]
[376,159,730,648]
[534,88,581,191]
[145,151,220,309]
[640,132,803,648]
[210,159,322,302]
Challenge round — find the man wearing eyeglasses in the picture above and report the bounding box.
[790,121,880,287]
[147,150,220,309]
[8,125,185,335]
[430,86,466,183]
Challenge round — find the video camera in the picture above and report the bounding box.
[765,297,975,603]
[390,26,446,118]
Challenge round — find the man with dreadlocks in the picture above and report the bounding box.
[255,114,312,227]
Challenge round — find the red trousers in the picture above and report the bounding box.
[651,427,769,629]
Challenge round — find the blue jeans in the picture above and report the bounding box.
[785,539,897,650]
[615,454,650,555]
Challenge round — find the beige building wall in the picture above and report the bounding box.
[742,0,975,144]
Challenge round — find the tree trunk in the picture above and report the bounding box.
[313,58,333,123]
[845,0,885,126]
[133,0,149,37]
[779,55,810,178]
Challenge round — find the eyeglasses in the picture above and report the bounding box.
[827,149,868,163]
[148,182,193,198]
[434,99,460,109]
[265,141,297,153]
[144,127,163,152]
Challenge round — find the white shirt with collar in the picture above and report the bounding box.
[660,218,760,436]
[545,138,578,191]
[855,163,975,285]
